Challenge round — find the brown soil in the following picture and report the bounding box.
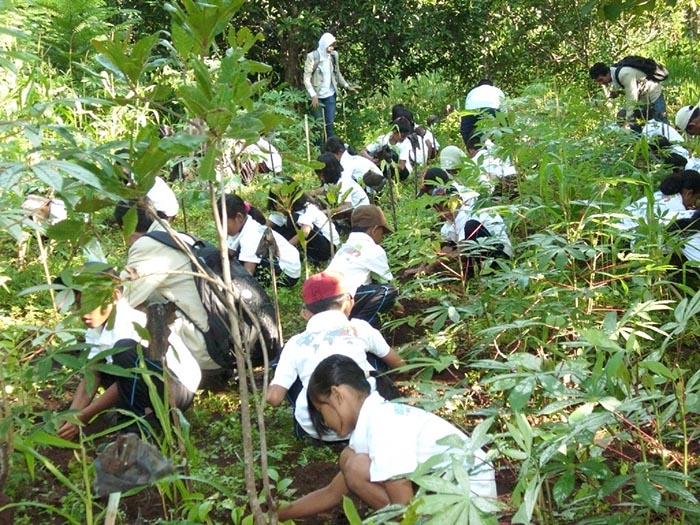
[383,296,439,347]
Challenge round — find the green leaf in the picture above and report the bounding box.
[635,476,662,511]
[511,475,541,524]
[552,470,574,506]
[28,429,80,450]
[342,496,362,525]
[641,360,675,379]
[46,219,85,241]
[603,2,623,20]
[508,376,536,412]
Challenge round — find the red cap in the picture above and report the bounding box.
[302,271,347,305]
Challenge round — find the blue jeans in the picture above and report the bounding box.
[652,94,667,123]
[311,93,337,146]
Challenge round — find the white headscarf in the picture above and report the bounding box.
[317,33,336,59]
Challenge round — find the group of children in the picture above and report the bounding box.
[52,103,510,520]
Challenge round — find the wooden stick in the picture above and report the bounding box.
[304,115,311,162]
[105,492,121,525]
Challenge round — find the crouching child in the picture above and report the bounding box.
[266,271,404,441]
[278,355,497,521]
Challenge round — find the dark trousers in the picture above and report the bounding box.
[458,220,510,277]
[311,94,337,147]
[111,339,194,416]
[351,283,398,328]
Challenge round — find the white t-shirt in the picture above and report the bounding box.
[349,392,497,499]
[85,298,146,362]
[316,53,334,99]
[641,119,685,144]
[686,157,700,172]
[440,206,513,257]
[326,232,394,295]
[365,132,414,174]
[296,203,340,246]
[271,310,390,440]
[332,177,370,208]
[241,138,283,173]
[85,299,201,393]
[227,216,301,279]
[147,176,179,218]
[464,85,505,110]
[412,129,440,166]
[472,140,516,180]
[620,192,692,230]
[681,232,700,261]
[340,150,382,183]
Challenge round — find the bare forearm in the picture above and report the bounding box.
[383,350,406,369]
[79,383,120,423]
[70,372,101,411]
[278,472,348,520]
[266,384,288,407]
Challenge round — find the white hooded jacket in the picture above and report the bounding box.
[303,32,350,99]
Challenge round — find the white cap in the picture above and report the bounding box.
[675,102,700,131]
[439,145,467,170]
[147,177,179,218]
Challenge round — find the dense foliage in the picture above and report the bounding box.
[2,0,700,524]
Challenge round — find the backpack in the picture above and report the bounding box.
[613,55,669,84]
[310,49,338,76]
[145,231,281,369]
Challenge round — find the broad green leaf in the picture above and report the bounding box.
[27,429,80,450]
[641,360,675,379]
[552,470,574,506]
[508,376,536,411]
[46,219,85,241]
[342,496,362,525]
[634,476,662,511]
[511,475,541,524]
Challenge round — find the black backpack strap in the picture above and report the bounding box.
[144,230,201,252]
[144,230,182,251]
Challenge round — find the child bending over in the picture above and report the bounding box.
[267,271,404,441]
[278,355,497,520]
[220,194,301,287]
[267,185,340,264]
[57,265,200,440]
[326,205,398,328]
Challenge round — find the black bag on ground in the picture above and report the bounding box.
[614,55,669,83]
[145,231,280,369]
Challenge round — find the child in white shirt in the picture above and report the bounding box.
[326,205,398,327]
[267,186,340,264]
[267,271,404,441]
[221,194,301,287]
[57,265,200,440]
[278,354,497,521]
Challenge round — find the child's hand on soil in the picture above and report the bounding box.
[57,420,81,441]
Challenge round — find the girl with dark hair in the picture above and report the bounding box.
[315,152,369,219]
[278,354,497,521]
[219,194,301,287]
[267,185,340,263]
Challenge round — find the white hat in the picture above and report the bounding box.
[675,102,700,131]
[147,177,179,218]
[439,145,467,170]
